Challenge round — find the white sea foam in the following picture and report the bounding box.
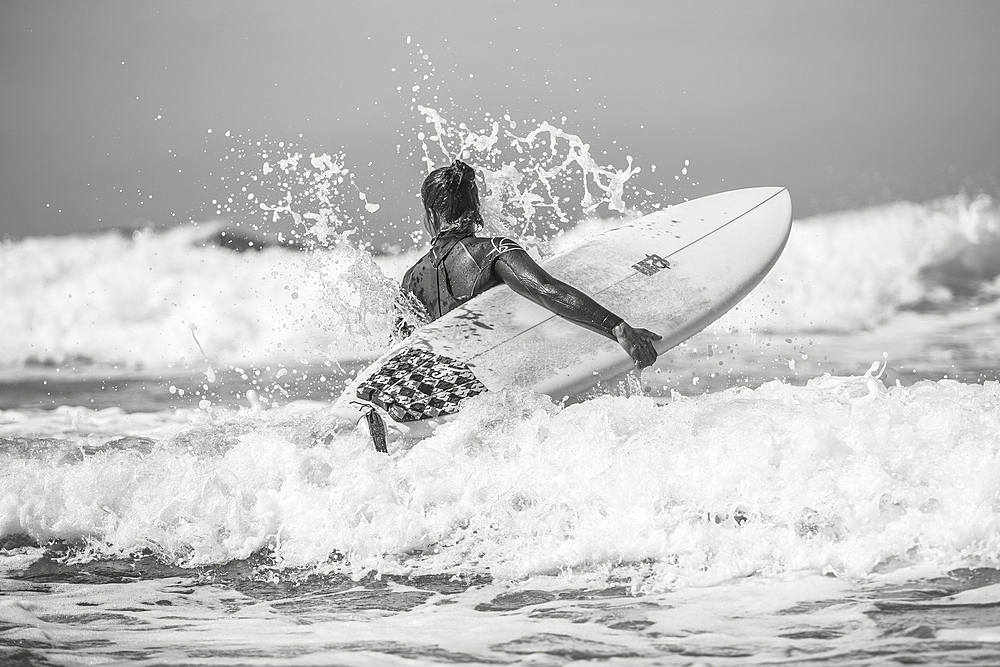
[0,223,397,370]
[3,374,999,588]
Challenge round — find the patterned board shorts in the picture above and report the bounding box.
[355,347,487,422]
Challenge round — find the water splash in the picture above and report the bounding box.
[417,106,643,241]
[256,149,382,246]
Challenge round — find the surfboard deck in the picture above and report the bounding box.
[332,187,792,445]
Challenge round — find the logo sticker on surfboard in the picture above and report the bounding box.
[632,253,671,276]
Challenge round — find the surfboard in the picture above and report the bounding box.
[332,187,792,449]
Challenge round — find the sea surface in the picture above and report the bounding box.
[4,118,1000,665]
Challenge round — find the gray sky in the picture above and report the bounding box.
[2,1,998,241]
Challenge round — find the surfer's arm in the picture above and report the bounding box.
[494,250,661,368]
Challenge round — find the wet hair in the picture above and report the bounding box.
[421,159,484,238]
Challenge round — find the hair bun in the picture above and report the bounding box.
[451,159,475,184]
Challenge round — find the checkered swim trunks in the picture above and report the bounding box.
[355,347,487,422]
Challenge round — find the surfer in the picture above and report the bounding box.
[398,159,661,368]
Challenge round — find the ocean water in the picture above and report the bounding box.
[4,121,1000,665]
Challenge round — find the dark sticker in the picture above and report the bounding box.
[632,253,671,276]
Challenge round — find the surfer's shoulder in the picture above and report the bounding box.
[400,248,432,288]
[400,262,417,287]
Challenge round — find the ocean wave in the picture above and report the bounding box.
[2,193,998,371]
[2,374,999,589]
[717,193,1000,335]
[0,223,398,370]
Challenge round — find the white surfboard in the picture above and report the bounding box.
[333,187,792,445]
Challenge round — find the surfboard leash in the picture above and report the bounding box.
[365,409,388,454]
[350,401,388,454]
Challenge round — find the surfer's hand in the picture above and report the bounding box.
[613,322,661,369]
